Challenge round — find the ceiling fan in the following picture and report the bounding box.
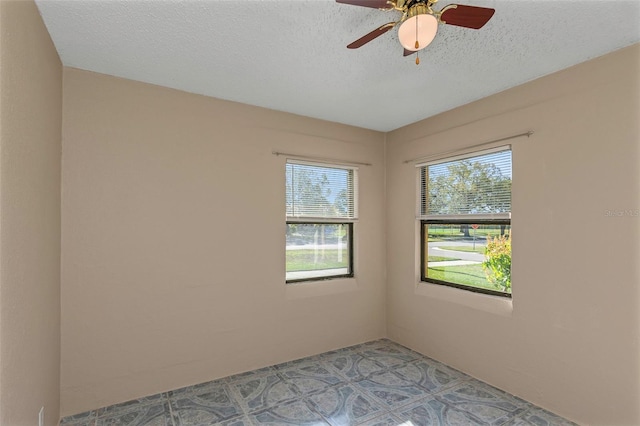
[337,0,495,63]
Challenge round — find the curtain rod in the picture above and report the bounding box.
[402,131,533,164]
[272,151,372,167]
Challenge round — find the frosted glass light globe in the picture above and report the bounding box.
[398,13,438,51]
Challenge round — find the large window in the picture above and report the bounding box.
[419,147,512,297]
[286,161,357,282]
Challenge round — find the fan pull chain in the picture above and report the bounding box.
[415,15,420,64]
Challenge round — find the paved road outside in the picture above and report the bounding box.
[428,240,486,267]
[285,241,487,270]
[429,241,485,262]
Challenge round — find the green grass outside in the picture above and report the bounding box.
[428,256,460,262]
[427,263,509,293]
[286,249,348,272]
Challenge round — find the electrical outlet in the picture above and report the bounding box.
[38,406,44,426]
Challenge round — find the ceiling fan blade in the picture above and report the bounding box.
[403,49,416,56]
[347,22,396,49]
[336,0,390,9]
[440,4,495,29]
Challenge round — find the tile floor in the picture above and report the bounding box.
[60,339,576,426]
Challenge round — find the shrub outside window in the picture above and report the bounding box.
[285,161,357,282]
[419,147,512,297]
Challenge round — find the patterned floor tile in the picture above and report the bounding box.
[225,366,275,384]
[354,412,403,426]
[360,347,419,369]
[228,372,299,413]
[99,394,168,418]
[322,352,386,382]
[168,378,228,399]
[250,399,329,425]
[393,396,484,425]
[273,354,325,371]
[345,340,408,356]
[436,381,529,425]
[364,344,422,359]
[354,371,428,410]
[307,383,385,426]
[353,339,394,350]
[393,359,466,393]
[60,410,98,426]
[96,402,172,426]
[64,340,576,426]
[386,343,428,360]
[211,414,256,426]
[320,345,361,359]
[504,407,578,426]
[280,363,345,396]
[170,383,244,425]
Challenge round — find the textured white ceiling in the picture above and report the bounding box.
[36,0,640,131]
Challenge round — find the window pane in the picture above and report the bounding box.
[423,222,511,295]
[421,149,511,216]
[286,162,357,219]
[286,223,352,282]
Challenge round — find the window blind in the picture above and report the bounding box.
[420,148,511,218]
[286,160,358,220]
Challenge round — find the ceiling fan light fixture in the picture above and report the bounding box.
[398,6,438,52]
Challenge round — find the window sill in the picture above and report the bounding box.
[285,277,358,300]
[415,281,513,317]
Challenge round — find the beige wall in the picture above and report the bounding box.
[0,1,62,425]
[60,68,387,415]
[386,44,640,425]
[59,37,639,424]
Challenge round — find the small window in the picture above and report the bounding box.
[286,161,357,282]
[418,147,512,297]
